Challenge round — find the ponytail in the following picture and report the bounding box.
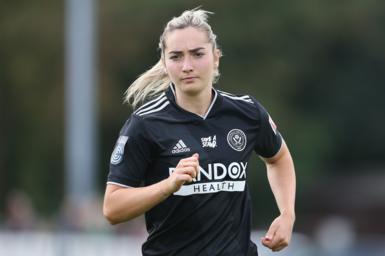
[124,60,170,109]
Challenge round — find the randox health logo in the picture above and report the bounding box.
[169,162,248,196]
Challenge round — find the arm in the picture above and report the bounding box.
[103,181,169,225]
[261,140,296,252]
[103,154,199,224]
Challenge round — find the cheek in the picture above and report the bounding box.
[165,62,180,77]
[198,58,215,74]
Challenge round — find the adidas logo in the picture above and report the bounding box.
[172,140,191,154]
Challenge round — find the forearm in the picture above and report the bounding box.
[265,143,296,218]
[103,180,170,224]
[104,154,199,225]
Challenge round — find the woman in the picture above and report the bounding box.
[103,8,296,256]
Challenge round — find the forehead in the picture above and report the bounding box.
[164,27,210,52]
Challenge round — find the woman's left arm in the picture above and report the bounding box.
[261,140,296,252]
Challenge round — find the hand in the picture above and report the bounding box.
[162,153,200,195]
[261,213,295,252]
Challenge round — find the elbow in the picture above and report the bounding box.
[103,201,135,225]
[103,203,121,225]
[103,186,136,224]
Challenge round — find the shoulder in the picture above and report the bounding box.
[217,89,265,116]
[120,93,172,137]
[119,114,145,137]
[132,92,171,118]
[217,89,254,104]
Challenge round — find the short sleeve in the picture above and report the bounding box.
[253,100,283,158]
[107,115,156,187]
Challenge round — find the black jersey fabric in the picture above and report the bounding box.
[107,84,282,256]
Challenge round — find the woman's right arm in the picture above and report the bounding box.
[103,153,199,224]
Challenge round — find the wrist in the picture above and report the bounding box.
[281,210,296,221]
[158,179,173,199]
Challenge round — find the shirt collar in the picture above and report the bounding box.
[165,83,220,120]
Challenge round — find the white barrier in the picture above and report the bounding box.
[0,231,314,256]
[2,230,384,256]
[0,232,144,256]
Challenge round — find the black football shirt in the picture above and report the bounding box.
[107,84,282,256]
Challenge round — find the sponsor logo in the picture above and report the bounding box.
[201,135,217,148]
[176,181,246,196]
[169,162,247,196]
[171,139,191,154]
[110,136,129,165]
[227,129,247,151]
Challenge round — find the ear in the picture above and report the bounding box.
[214,48,221,68]
[161,56,168,74]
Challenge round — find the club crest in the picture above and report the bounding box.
[227,129,247,151]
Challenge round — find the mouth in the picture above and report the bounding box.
[181,76,198,82]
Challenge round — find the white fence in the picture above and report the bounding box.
[0,231,314,256]
[0,232,144,256]
[0,231,384,256]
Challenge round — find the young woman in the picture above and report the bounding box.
[103,8,296,256]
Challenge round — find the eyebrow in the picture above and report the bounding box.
[168,47,205,55]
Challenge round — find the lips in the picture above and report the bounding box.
[181,76,198,81]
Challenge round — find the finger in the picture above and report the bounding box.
[180,154,199,163]
[172,175,192,189]
[187,166,198,178]
[261,239,270,248]
[177,161,197,171]
[178,160,199,168]
[261,238,287,252]
[261,234,274,248]
[178,174,193,183]
[261,226,278,248]
[261,236,273,248]
[179,162,199,178]
[262,235,272,242]
[271,240,289,252]
[178,157,194,164]
[191,154,200,171]
[174,167,197,178]
[271,233,290,250]
[265,220,279,241]
[180,167,196,177]
[272,243,287,252]
[269,236,283,250]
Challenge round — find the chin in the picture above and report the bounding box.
[179,83,205,96]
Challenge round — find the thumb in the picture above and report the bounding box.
[261,235,272,244]
[193,153,199,159]
[262,225,277,243]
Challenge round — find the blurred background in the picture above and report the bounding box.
[1,0,385,255]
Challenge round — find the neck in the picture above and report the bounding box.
[174,86,213,117]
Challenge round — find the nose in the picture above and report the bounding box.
[182,57,193,73]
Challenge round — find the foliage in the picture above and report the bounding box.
[1,0,384,222]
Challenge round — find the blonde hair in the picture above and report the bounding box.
[124,8,220,108]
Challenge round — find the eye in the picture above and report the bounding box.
[169,55,181,60]
[194,52,204,57]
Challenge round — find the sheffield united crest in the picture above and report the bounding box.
[227,129,247,152]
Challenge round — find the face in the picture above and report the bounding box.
[163,26,220,96]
